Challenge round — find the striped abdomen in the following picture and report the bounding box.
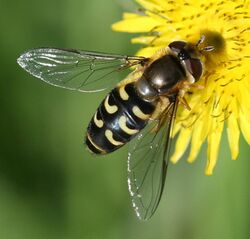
[86,83,156,154]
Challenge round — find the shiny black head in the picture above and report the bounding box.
[169,41,203,81]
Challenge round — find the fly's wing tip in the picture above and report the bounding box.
[17,51,31,71]
[17,50,43,80]
[17,53,25,69]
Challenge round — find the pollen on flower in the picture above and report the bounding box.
[112,0,250,175]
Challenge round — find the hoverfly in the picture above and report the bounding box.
[17,38,206,220]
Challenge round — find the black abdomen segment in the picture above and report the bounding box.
[86,83,156,154]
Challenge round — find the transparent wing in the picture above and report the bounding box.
[17,48,147,92]
[128,97,178,220]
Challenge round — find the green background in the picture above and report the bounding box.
[0,0,249,238]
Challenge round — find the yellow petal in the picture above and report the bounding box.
[170,128,191,164]
[239,109,250,145]
[123,13,140,20]
[227,113,240,160]
[199,99,213,142]
[136,0,162,11]
[112,15,160,33]
[131,36,155,45]
[172,122,182,138]
[187,122,205,163]
[206,120,224,175]
[135,46,162,57]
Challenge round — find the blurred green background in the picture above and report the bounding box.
[0,0,249,238]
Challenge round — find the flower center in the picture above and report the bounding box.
[198,30,227,71]
[200,30,226,54]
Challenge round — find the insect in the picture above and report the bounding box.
[17,39,206,220]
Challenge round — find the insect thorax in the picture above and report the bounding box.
[135,54,186,101]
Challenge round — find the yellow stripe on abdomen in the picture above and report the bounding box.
[93,112,104,128]
[104,95,118,114]
[105,129,124,146]
[132,105,151,120]
[86,133,106,154]
[118,116,139,135]
[119,85,129,100]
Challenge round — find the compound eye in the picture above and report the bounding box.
[185,58,203,81]
[168,41,187,53]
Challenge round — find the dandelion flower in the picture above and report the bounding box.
[112,0,250,175]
